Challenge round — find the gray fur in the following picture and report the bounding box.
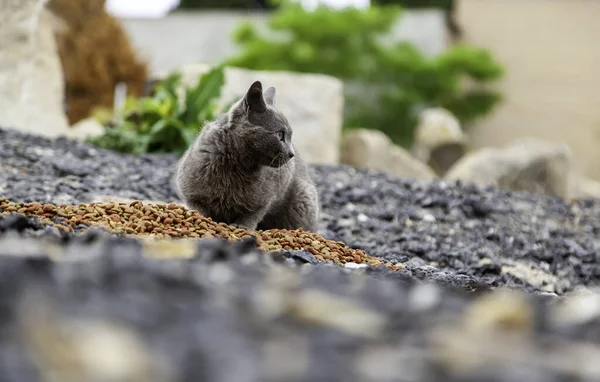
[175,80,320,232]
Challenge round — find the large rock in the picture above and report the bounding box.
[341,128,437,180]
[0,1,69,137]
[444,138,574,199]
[572,176,600,201]
[153,64,344,165]
[412,107,468,176]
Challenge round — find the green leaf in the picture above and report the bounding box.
[181,127,199,147]
[183,65,226,126]
[155,71,182,99]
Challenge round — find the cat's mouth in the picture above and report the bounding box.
[266,154,291,168]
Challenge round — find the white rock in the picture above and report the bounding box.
[572,176,600,201]
[356,213,369,223]
[412,107,467,175]
[0,3,69,136]
[422,213,436,223]
[445,138,575,199]
[344,262,369,270]
[341,128,437,180]
[337,218,354,228]
[153,64,344,165]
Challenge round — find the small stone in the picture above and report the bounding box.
[280,250,319,265]
[344,262,368,269]
[422,213,436,223]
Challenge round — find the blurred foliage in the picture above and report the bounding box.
[86,66,226,156]
[47,0,148,125]
[175,0,453,11]
[226,1,504,146]
[177,0,271,9]
[372,0,454,11]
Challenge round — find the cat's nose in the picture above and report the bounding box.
[288,151,295,159]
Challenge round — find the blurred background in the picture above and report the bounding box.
[1,0,599,198]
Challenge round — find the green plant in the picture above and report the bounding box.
[226,1,504,146]
[371,0,454,11]
[86,66,226,155]
[176,0,268,10]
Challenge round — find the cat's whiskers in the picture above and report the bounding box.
[277,154,283,192]
[267,154,280,168]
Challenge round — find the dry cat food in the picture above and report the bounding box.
[0,198,403,270]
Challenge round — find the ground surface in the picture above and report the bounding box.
[2,228,600,382]
[2,127,600,294]
[3,127,600,381]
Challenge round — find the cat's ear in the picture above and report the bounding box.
[243,81,267,113]
[264,86,276,106]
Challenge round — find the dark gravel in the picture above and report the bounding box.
[2,127,600,294]
[0,229,599,382]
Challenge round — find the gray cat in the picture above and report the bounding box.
[175,80,319,232]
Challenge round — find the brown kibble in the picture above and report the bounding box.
[0,199,398,271]
[56,224,71,233]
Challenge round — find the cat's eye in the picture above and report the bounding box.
[278,132,285,142]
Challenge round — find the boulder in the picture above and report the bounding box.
[0,1,69,137]
[444,138,574,199]
[152,64,344,165]
[572,176,600,201]
[341,128,437,180]
[412,107,468,176]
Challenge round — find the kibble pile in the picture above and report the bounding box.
[0,198,399,270]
